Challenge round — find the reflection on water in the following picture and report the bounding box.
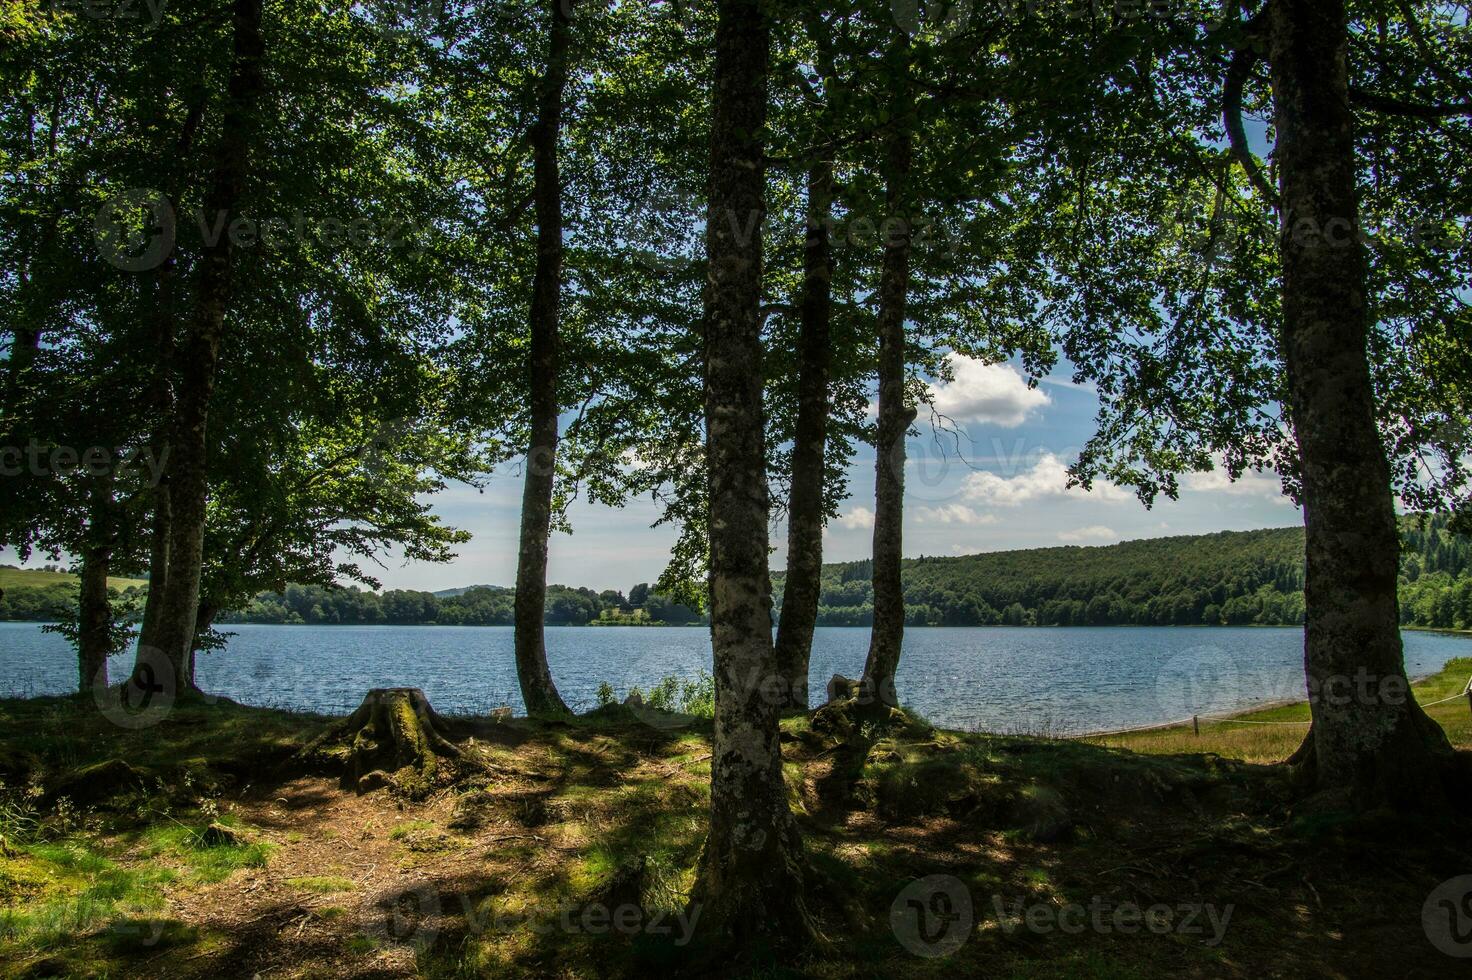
[1,622,1466,735]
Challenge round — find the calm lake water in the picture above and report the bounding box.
[1,622,1468,735]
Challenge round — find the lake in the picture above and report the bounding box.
[1,622,1468,735]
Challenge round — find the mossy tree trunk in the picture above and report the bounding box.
[691,0,814,956]
[861,46,915,713]
[1268,0,1454,807]
[512,0,573,718]
[137,485,170,656]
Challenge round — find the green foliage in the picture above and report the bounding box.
[615,671,714,719]
[40,584,143,655]
[214,582,704,627]
[773,519,1472,629]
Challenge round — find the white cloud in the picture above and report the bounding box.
[916,504,999,526]
[837,507,876,529]
[1183,465,1291,505]
[959,452,1131,507]
[928,356,1050,427]
[1058,525,1119,543]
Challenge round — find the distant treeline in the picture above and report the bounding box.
[774,517,1472,630]
[216,582,706,627]
[0,581,99,623]
[5,519,1472,631]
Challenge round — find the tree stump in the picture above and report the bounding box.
[297,688,462,799]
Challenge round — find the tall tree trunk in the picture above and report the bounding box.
[135,102,198,660]
[1269,0,1454,808]
[773,155,834,712]
[148,0,264,694]
[77,479,115,694]
[512,0,573,718]
[691,0,813,953]
[860,63,915,712]
[137,244,180,658]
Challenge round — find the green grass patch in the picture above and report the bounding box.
[0,840,175,952]
[0,567,147,590]
[1090,655,1472,761]
[389,819,437,840]
[139,822,272,883]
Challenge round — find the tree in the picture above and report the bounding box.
[512,0,576,718]
[859,34,917,713]
[772,8,838,712]
[1265,0,1455,807]
[148,0,267,694]
[690,0,813,953]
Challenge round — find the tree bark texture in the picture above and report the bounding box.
[774,154,835,712]
[513,0,574,718]
[861,66,916,713]
[691,0,814,954]
[1268,0,1454,807]
[77,479,116,694]
[150,0,265,693]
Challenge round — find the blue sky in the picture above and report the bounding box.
[376,355,1299,594]
[0,356,1301,594]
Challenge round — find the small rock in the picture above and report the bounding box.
[202,821,252,847]
[826,674,861,704]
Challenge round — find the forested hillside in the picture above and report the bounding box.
[7,519,1471,631]
[777,517,1472,629]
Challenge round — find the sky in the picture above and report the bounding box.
[366,354,1300,594]
[2,354,1302,594]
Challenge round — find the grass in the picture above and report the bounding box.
[0,838,177,952]
[388,820,438,841]
[138,822,273,883]
[1,658,1470,978]
[1088,656,1472,761]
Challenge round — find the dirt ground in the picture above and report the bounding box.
[2,691,1470,979]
